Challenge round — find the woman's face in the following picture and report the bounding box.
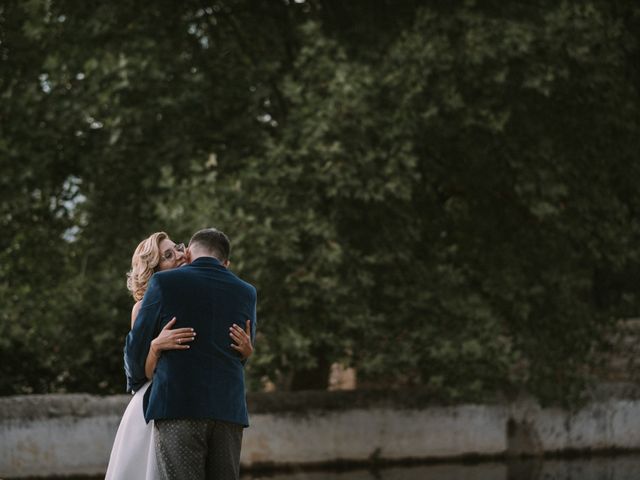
[157,238,187,271]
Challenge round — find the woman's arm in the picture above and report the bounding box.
[145,344,160,380]
[144,318,195,379]
[131,301,160,379]
[131,303,196,380]
[131,305,252,379]
[145,319,252,377]
[125,280,163,392]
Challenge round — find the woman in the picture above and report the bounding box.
[105,232,252,479]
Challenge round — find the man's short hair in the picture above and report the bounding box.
[189,228,231,262]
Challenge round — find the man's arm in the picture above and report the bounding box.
[250,289,257,344]
[241,288,257,366]
[124,274,163,392]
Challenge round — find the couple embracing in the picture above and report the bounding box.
[106,228,257,480]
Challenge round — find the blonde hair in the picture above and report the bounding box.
[126,232,168,301]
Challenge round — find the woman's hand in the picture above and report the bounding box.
[150,317,196,357]
[230,320,253,360]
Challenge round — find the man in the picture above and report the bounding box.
[124,228,257,480]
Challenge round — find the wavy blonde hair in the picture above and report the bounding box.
[126,232,168,301]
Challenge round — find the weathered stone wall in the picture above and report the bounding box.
[2,389,640,478]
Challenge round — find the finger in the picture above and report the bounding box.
[168,344,190,350]
[174,332,197,339]
[174,336,195,344]
[171,328,195,335]
[230,332,243,344]
[230,326,245,337]
[245,319,251,336]
[162,317,177,330]
[230,343,242,351]
[231,325,248,338]
[175,335,195,343]
[229,328,244,339]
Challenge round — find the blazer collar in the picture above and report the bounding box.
[190,257,223,268]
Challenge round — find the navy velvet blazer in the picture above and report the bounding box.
[124,257,257,427]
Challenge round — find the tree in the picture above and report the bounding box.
[162,1,640,401]
[1,0,639,402]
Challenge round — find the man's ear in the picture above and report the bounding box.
[223,259,230,268]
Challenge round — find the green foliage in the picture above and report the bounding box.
[1,0,639,402]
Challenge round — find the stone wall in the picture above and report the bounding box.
[2,388,640,478]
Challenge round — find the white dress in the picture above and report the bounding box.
[105,381,159,479]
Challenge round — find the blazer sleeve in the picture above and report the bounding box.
[250,287,257,344]
[241,286,257,367]
[124,274,163,393]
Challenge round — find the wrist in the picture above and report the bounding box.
[150,341,161,357]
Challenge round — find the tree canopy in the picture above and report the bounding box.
[1,0,639,402]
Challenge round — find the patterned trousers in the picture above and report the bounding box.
[155,418,243,480]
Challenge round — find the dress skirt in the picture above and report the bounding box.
[105,381,158,479]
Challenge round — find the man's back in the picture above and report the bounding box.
[146,257,256,426]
